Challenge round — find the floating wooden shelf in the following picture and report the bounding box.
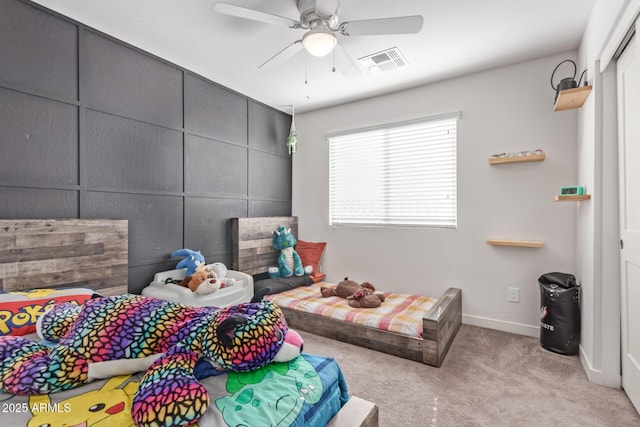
[554,86,593,111]
[487,239,544,248]
[488,154,545,165]
[554,194,591,201]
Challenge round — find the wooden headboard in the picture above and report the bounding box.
[0,219,128,296]
[231,216,298,276]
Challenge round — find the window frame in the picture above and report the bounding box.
[327,112,460,229]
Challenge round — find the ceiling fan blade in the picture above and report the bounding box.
[258,40,304,69]
[340,15,424,36]
[214,2,300,28]
[328,1,341,28]
[333,44,361,79]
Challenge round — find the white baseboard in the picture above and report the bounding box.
[463,314,539,337]
[579,345,622,389]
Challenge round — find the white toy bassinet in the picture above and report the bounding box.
[142,268,254,307]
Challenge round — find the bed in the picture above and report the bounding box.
[232,216,462,368]
[0,219,377,427]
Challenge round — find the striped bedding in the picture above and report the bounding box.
[267,282,437,338]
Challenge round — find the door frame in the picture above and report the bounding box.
[583,0,640,389]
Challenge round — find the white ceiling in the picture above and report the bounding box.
[32,0,595,113]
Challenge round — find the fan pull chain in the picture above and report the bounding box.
[332,48,336,73]
[305,53,308,84]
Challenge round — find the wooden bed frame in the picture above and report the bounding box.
[0,219,128,295]
[231,216,462,368]
[1,218,378,427]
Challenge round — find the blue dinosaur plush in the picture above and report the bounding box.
[270,226,312,278]
[171,248,205,276]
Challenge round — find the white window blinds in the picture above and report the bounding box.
[328,113,458,228]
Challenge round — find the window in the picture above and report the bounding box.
[328,113,458,228]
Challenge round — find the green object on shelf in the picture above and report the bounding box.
[560,186,584,196]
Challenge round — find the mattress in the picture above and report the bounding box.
[267,282,438,338]
[0,346,348,427]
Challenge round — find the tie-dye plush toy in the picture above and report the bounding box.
[0,293,302,427]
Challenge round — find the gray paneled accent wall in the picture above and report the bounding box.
[0,0,292,293]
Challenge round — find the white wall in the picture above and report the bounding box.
[576,0,635,388]
[293,53,579,337]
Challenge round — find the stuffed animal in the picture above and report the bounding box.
[179,270,221,295]
[0,293,302,427]
[197,262,236,287]
[171,248,205,276]
[211,261,227,278]
[321,277,386,308]
[269,226,312,278]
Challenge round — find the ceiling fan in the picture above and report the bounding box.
[214,0,424,78]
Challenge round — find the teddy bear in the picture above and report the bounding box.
[179,270,221,295]
[196,262,236,287]
[320,277,386,308]
[196,261,236,288]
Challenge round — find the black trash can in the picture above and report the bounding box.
[538,272,580,355]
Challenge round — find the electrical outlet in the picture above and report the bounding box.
[508,287,520,303]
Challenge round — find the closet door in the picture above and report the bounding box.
[617,31,640,413]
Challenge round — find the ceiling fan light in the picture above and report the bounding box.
[302,28,337,57]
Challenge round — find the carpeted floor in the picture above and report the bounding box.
[299,324,640,427]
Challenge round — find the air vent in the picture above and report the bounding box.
[358,47,408,74]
